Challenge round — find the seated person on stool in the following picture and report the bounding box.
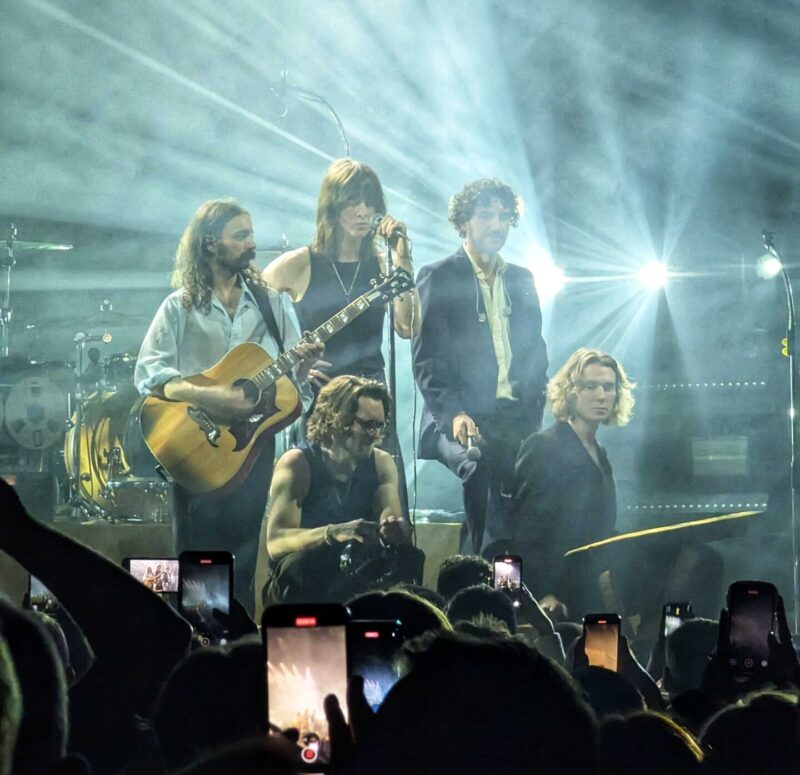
[262,375,422,605]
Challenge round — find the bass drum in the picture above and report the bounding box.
[64,386,170,521]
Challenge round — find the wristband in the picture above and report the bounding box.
[324,524,335,546]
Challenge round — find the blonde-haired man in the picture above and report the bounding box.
[509,348,635,619]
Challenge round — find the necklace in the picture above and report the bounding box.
[329,256,362,300]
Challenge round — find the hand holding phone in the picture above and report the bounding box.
[724,580,777,672]
[263,603,350,769]
[348,619,403,711]
[178,551,234,647]
[492,554,522,609]
[582,613,621,672]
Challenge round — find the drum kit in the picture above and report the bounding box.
[0,223,169,523]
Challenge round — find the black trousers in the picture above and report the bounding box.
[433,402,540,555]
[172,439,275,614]
[263,543,426,607]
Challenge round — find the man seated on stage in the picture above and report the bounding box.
[510,348,635,619]
[262,375,422,605]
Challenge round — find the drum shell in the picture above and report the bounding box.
[64,387,169,521]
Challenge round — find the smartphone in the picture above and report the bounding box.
[27,574,58,612]
[178,551,234,647]
[663,601,693,638]
[263,603,350,769]
[583,613,621,672]
[123,557,179,597]
[492,554,523,608]
[726,580,777,669]
[348,619,403,712]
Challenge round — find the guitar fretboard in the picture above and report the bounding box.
[250,294,376,391]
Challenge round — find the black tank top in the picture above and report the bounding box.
[293,249,386,380]
[298,442,380,529]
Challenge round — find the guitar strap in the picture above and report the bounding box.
[251,284,286,354]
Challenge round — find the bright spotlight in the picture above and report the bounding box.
[638,261,669,289]
[757,254,783,279]
[533,262,566,302]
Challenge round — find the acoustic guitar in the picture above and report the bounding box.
[138,270,415,495]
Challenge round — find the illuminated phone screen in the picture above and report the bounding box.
[127,559,179,594]
[266,623,348,766]
[584,619,619,671]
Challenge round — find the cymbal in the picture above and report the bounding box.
[564,509,763,557]
[11,240,73,252]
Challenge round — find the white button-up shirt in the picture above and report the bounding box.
[134,278,308,405]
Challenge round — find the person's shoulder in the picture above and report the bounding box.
[273,447,312,483]
[504,261,535,282]
[519,423,563,456]
[373,447,397,470]
[262,247,311,294]
[153,289,186,319]
[417,250,470,289]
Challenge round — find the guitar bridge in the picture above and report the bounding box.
[187,406,221,447]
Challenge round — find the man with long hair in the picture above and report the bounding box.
[411,178,549,556]
[510,348,635,618]
[262,374,421,604]
[135,198,322,609]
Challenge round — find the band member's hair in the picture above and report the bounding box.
[311,159,387,262]
[547,348,635,427]
[171,198,267,312]
[448,178,521,237]
[307,374,392,448]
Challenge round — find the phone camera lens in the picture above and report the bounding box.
[200,636,211,647]
[744,657,754,669]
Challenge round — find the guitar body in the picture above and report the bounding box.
[139,342,301,495]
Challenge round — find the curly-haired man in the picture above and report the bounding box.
[262,375,420,604]
[411,178,549,556]
[134,199,322,609]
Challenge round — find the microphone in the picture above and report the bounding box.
[370,213,405,237]
[466,435,482,462]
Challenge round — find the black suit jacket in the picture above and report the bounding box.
[411,246,548,459]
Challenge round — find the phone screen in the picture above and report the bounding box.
[663,602,692,638]
[265,607,349,767]
[125,558,179,594]
[178,553,232,645]
[28,575,58,611]
[584,615,620,672]
[348,620,403,711]
[493,555,522,608]
[728,584,775,663]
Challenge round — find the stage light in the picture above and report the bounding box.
[757,254,783,279]
[532,262,566,302]
[638,261,669,289]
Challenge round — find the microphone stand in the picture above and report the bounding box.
[384,238,400,473]
[763,231,800,632]
[1,221,17,359]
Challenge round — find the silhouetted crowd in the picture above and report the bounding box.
[1,478,798,775]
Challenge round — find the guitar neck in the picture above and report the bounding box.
[250,292,377,390]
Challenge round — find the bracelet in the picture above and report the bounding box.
[324,524,335,546]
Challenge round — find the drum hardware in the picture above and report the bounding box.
[1,220,73,359]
